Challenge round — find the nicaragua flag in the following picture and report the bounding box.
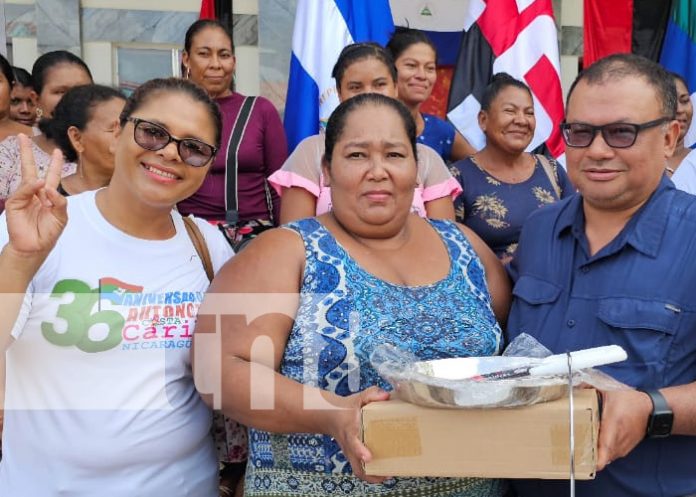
[446,0,565,160]
[660,0,696,147]
[389,0,467,66]
[284,0,394,152]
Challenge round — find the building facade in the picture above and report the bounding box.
[1,0,584,115]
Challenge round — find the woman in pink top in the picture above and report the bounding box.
[269,43,461,224]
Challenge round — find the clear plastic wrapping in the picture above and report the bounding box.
[371,334,628,408]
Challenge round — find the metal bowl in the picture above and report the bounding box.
[384,356,569,409]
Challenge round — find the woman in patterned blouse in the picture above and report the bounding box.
[451,73,573,262]
[196,93,510,497]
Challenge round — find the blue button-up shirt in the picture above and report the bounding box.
[507,176,696,497]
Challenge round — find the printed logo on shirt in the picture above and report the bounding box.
[40,278,204,353]
[99,277,144,303]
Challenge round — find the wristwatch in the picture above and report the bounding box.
[639,389,673,438]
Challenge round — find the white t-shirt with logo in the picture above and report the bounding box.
[0,189,234,496]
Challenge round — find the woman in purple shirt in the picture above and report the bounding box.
[178,17,288,495]
[178,19,288,223]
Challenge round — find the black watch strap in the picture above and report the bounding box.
[639,389,673,438]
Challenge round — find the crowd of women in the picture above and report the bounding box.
[0,18,692,497]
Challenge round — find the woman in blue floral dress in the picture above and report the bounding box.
[196,93,510,497]
[451,73,573,262]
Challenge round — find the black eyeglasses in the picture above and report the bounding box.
[560,117,672,149]
[127,117,217,167]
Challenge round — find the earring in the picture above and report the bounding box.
[36,107,43,120]
[185,66,190,79]
[77,152,84,179]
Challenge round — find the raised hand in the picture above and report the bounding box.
[4,134,67,257]
[324,386,391,484]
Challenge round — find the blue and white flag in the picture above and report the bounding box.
[284,0,394,152]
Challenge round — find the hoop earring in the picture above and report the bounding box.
[77,152,84,179]
[36,107,43,120]
[185,66,190,79]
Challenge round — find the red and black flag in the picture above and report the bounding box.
[447,0,565,160]
[584,0,673,66]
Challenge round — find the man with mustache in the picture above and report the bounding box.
[506,53,696,497]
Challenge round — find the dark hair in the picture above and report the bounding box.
[669,71,689,93]
[39,84,125,162]
[31,50,92,96]
[324,92,417,164]
[480,72,532,111]
[0,54,15,89]
[184,19,234,53]
[331,42,397,87]
[567,53,676,118]
[119,78,223,148]
[386,26,438,62]
[12,66,32,89]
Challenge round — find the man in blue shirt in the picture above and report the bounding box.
[508,54,696,497]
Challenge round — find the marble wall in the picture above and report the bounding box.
[4,3,259,55]
[36,0,81,54]
[3,1,261,95]
[233,13,258,46]
[5,3,35,38]
[3,0,582,110]
[82,9,197,45]
[258,0,296,113]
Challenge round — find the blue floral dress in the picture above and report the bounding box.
[244,218,504,497]
[451,155,573,259]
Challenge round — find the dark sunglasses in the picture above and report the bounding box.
[560,117,672,149]
[127,117,217,167]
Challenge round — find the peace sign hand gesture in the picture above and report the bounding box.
[4,134,67,258]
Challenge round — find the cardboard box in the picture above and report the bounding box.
[361,389,598,479]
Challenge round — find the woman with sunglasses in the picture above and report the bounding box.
[0,78,233,496]
[270,42,461,224]
[451,73,573,263]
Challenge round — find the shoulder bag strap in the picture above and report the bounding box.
[183,216,215,283]
[536,154,562,199]
[225,96,258,224]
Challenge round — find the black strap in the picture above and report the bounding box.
[225,96,257,224]
[639,389,673,438]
